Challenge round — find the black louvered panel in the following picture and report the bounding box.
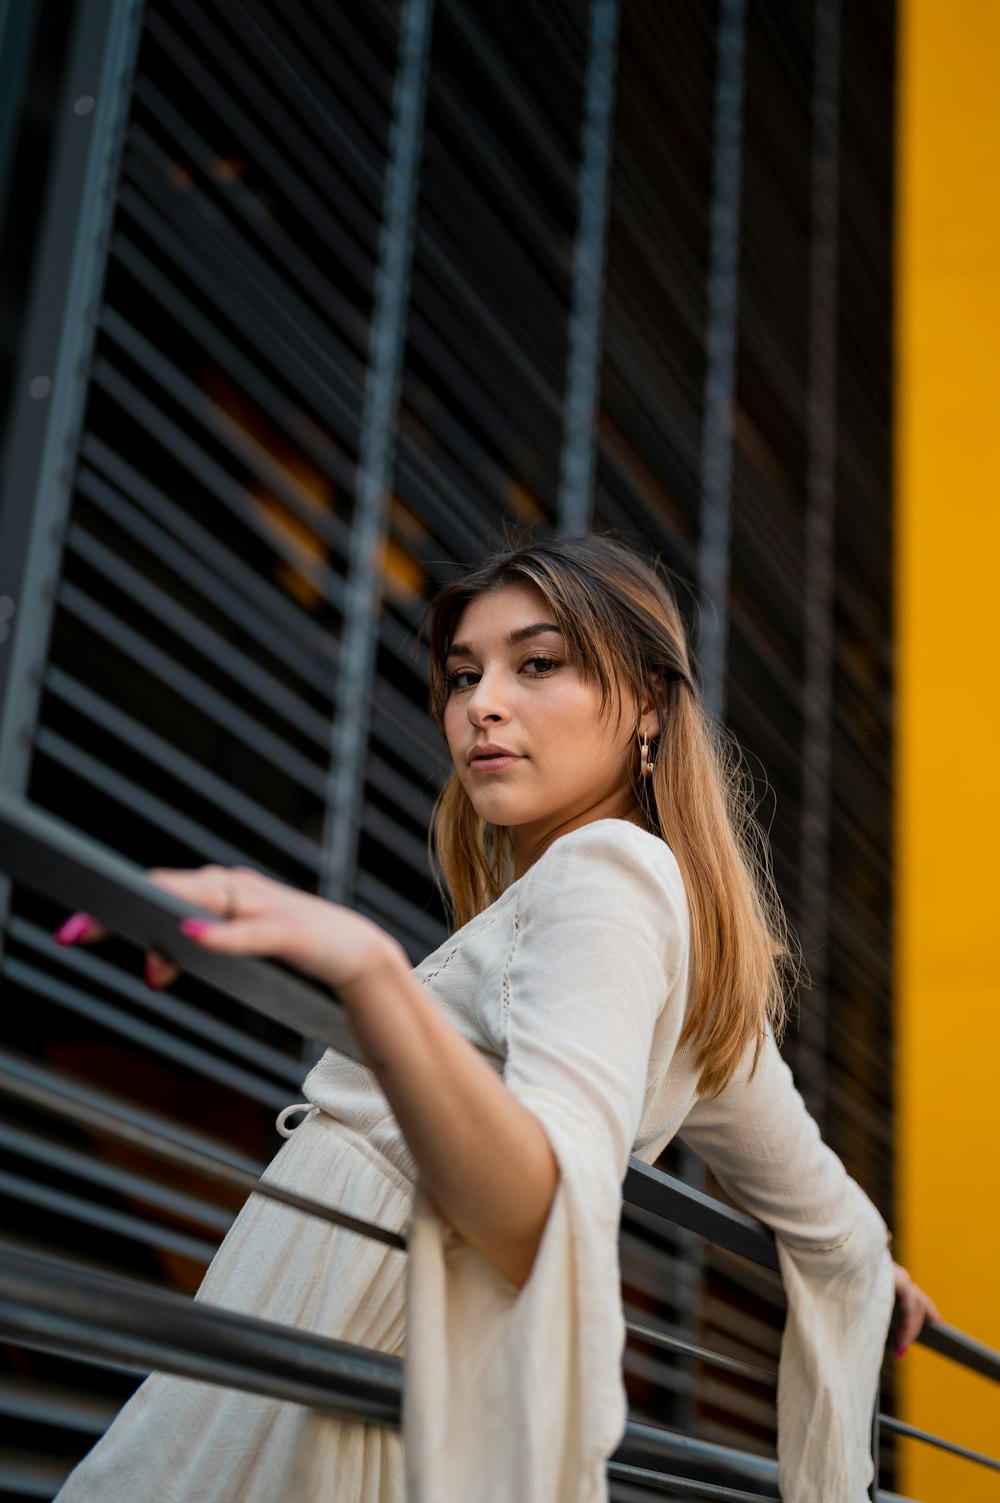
[590,0,897,1463]
[2,7,406,1482]
[595,1,716,567]
[595,2,793,1446]
[827,0,895,1227]
[394,0,582,533]
[827,0,895,1232]
[726,0,812,921]
[5,0,405,1311]
[353,0,589,955]
[0,0,901,1491]
[59,1,398,864]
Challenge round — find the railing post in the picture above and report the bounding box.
[797,0,844,1127]
[0,0,144,959]
[684,0,750,1432]
[557,0,618,537]
[697,0,747,720]
[320,0,434,914]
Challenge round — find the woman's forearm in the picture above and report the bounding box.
[338,938,559,1289]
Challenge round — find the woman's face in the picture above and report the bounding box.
[442,581,655,874]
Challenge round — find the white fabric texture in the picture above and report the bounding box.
[53,817,894,1503]
[53,1110,412,1502]
[679,1038,896,1501]
[403,820,691,1503]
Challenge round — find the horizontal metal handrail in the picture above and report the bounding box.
[624,1157,779,1272]
[18,1057,992,1463]
[616,1418,779,1496]
[0,1242,786,1496]
[0,1063,771,1286]
[913,1320,1000,1385]
[606,1462,775,1500]
[624,1320,778,1388]
[0,1053,407,1251]
[0,1059,789,1389]
[0,1241,402,1424]
[0,790,362,1059]
[0,1240,935,1500]
[878,1416,1000,1473]
[3,789,1000,1492]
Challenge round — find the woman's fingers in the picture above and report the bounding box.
[54,912,107,945]
[144,949,179,990]
[895,1289,923,1353]
[52,864,270,956]
[50,863,370,994]
[893,1261,943,1355]
[53,911,179,990]
[176,914,289,954]
[145,865,236,911]
[52,865,250,962]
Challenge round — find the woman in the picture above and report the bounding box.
[52,531,937,1502]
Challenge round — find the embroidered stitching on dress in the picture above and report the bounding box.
[499,896,522,1033]
[782,1220,860,1256]
[419,946,460,983]
[416,903,512,984]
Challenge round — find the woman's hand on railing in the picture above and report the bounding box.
[52,863,401,997]
[50,865,560,1289]
[892,1259,943,1356]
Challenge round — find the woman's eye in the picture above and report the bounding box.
[444,657,561,693]
[445,669,477,691]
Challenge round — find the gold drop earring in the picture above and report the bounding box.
[639,729,656,778]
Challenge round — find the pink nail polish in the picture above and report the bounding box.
[54,912,95,946]
[895,1346,906,1358]
[179,918,214,938]
[143,957,161,991]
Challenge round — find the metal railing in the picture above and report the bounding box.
[2,788,998,1501]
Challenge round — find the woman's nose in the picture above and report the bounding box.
[466,672,509,724]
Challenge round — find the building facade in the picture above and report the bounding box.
[0,0,897,1493]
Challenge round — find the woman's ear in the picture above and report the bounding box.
[639,671,666,737]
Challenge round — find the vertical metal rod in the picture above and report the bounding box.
[798,0,842,1127]
[0,0,145,958]
[320,0,433,908]
[557,0,619,538]
[684,0,748,1438]
[697,0,747,721]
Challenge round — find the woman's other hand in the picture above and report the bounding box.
[51,864,399,997]
[892,1260,943,1356]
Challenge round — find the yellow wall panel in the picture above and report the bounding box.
[897,0,1000,1495]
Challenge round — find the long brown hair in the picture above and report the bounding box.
[416,529,801,1096]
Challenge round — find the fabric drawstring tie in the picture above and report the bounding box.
[275,1102,319,1138]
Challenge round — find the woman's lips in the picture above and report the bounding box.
[469,754,522,773]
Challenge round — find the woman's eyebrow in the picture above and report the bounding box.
[445,623,563,661]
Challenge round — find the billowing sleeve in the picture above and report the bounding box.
[403,822,690,1503]
[678,1031,896,1502]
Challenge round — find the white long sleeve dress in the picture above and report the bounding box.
[53,817,894,1503]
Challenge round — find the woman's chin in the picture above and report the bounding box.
[466,790,537,826]
[469,796,523,823]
